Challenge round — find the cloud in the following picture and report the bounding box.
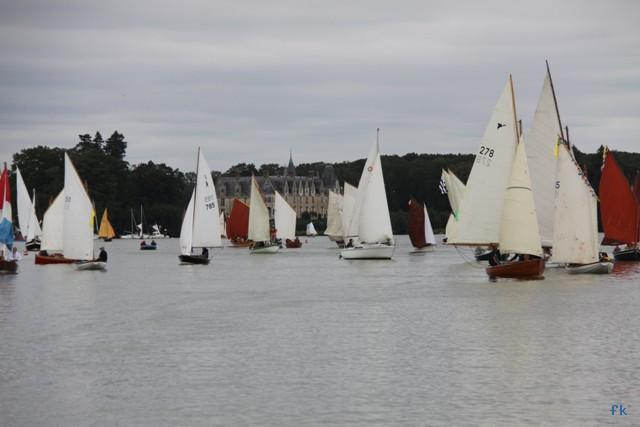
[1,0,639,171]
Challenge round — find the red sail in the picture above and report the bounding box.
[634,171,640,205]
[599,152,639,245]
[407,197,426,248]
[226,199,250,240]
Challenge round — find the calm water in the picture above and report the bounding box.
[1,236,639,426]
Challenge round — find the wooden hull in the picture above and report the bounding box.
[35,254,76,265]
[566,261,613,275]
[486,259,545,279]
[75,261,107,271]
[341,244,395,260]
[0,260,18,274]
[613,247,640,261]
[285,239,302,248]
[179,254,210,265]
[230,239,253,248]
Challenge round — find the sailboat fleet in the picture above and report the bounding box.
[1,62,638,278]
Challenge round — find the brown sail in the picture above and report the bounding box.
[226,198,251,246]
[599,151,639,245]
[407,197,426,249]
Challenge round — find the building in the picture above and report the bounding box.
[216,153,340,219]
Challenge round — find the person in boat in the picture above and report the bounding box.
[7,247,22,262]
[599,252,611,262]
[294,237,301,246]
[97,247,108,263]
[614,245,620,253]
[346,239,354,248]
[140,240,147,247]
[151,240,157,246]
[488,245,501,266]
[201,247,209,258]
[39,249,49,256]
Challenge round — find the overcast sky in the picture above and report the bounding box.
[1,0,638,172]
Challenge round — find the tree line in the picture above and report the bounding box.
[10,132,640,236]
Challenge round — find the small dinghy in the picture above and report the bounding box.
[612,247,640,261]
[285,238,302,248]
[35,252,75,264]
[140,241,157,250]
[340,129,395,261]
[566,261,613,275]
[408,197,436,253]
[0,260,18,274]
[247,176,279,255]
[74,260,107,271]
[178,148,221,265]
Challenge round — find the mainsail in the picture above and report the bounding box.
[341,183,357,241]
[527,63,565,247]
[274,191,296,240]
[179,148,222,255]
[41,191,64,252]
[347,137,393,244]
[552,143,599,264]
[325,190,343,239]
[599,151,639,245]
[98,208,116,239]
[15,167,42,242]
[449,77,519,245]
[63,153,94,260]
[248,176,271,242]
[226,199,250,241]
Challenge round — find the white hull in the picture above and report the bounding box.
[74,261,107,271]
[341,244,394,260]
[566,261,613,275]
[545,262,566,268]
[250,244,280,254]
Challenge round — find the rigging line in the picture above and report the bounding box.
[454,245,486,268]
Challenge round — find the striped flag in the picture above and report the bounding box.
[438,175,448,194]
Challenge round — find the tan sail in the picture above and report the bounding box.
[98,208,116,239]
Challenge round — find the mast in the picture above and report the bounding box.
[546,60,565,142]
[140,205,143,238]
[191,147,200,250]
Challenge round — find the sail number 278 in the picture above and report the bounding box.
[475,145,495,167]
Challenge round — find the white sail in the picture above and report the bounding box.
[306,222,317,236]
[325,190,343,238]
[248,176,271,242]
[447,169,466,214]
[63,153,94,260]
[424,206,436,245]
[274,191,296,240]
[219,212,226,238]
[191,149,221,248]
[551,144,599,264]
[41,191,64,252]
[341,182,357,240]
[15,167,42,241]
[498,137,542,256]
[350,140,393,244]
[179,190,195,255]
[450,77,519,245]
[527,69,563,247]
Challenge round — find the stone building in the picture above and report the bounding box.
[216,153,340,219]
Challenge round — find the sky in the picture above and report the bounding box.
[1,0,638,172]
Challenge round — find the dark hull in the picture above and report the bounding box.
[475,250,493,261]
[0,260,18,273]
[140,245,157,250]
[486,259,545,279]
[613,248,640,261]
[179,254,210,265]
[285,239,302,248]
[35,254,76,265]
[25,239,41,251]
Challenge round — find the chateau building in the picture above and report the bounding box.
[216,153,340,219]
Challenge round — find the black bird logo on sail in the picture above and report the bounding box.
[497,123,506,130]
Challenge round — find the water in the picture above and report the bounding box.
[1,236,639,426]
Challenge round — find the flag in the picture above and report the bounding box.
[0,164,14,249]
[438,176,448,195]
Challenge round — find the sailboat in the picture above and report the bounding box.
[98,208,116,241]
[274,191,299,248]
[407,197,436,252]
[552,142,613,274]
[324,190,344,247]
[36,191,70,264]
[341,182,357,244]
[15,167,42,251]
[120,209,138,239]
[599,148,640,261]
[227,198,251,247]
[306,222,318,236]
[248,176,279,254]
[219,212,227,238]
[178,148,221,264]
[341,129,394,260]
[0,164,17,273]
